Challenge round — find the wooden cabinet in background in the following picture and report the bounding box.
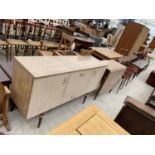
[11,56,108,119]
[115,22,149,60]
[149,37,155,49]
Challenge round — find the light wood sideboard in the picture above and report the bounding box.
[49,105,129,135]
[11,56,108,119]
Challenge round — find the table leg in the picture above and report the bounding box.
[37,113,44,128]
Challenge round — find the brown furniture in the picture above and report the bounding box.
[115,22,149,60]
[146,70,155,87]
[49,105,128,135]
[0,83,11,131]
[146,89,155,109]
[115,96,155,135]
[11,56,108,127]
[91,47,123,60]
[95,60,126,98]
[149,37,155,49]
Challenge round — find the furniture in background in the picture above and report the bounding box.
[115,22,149,60]
[0,62,13,79]
[146,70,155,87]
[11,56,108,127]
[115,96,155,135]
[0,68,11,87]
[49,105,129,135]
[91,47,123,60]
[146,89,155,108]
[0,83,11,131]
[149,37,155,49]
[94,60,126,99]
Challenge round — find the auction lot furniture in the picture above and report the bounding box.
[146,70,155,87]
[115,96,155,135]
[91,47,123,60]
[11,56,108,127]
[49,105,128,135]
[95,60,126,98]
[0,68,11,87]
[0,83,11,131]
[115,22,149,60]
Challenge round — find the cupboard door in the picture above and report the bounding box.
[62,70,91,103]
[86,67,106,92]
[27,74,69,119]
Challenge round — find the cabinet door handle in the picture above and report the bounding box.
[93,71,96,76]
[62,77,67,84]
[80,73,85,77]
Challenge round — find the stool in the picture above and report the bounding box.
[146,70,155,87]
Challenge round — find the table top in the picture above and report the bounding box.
[14,56,108,78]
[91,47,123,59]
[74,36,95,44]
[107,60,126,72]
[0,68,10,84]
[0,62,13,79]
[49,105,129,135]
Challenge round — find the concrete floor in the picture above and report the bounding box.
[0,49,154,135]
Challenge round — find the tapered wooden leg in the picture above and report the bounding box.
[83,95,88,104]
[117,78,124,93]
[37,113,44,128]
[3,117,11,131]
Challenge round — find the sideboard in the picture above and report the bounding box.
[11,56,108,120]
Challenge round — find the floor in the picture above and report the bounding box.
[0,49,154,135]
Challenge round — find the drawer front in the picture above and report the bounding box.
[27,74,69,119]
[61,70,92,103]
[86,67,106,93]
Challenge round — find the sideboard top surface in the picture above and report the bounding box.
[107,60,126,72]
[14,56,108,78]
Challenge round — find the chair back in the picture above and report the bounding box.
[58,32,74,51]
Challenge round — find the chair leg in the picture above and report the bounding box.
[117,78,124,93]
[6,45,9,62]
[37,113,44,128]
[9,45,12,61]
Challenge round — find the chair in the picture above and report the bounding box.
[146,70,155,87]
[57,32,74,51]
[0,20,10,61]
[115,96,155,135]
[0,83,11,131]
[6,20,28,60]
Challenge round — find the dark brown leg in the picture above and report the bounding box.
[10,45,12,61]
[6,45,9,62]
[37,113,44,128]
[117,78,124,93]
[83,95,88,104]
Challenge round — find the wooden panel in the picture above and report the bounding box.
[115,22,149,58]
[99,70,125,94]
[77,115,118,135]
[86,67,106,92]
[149,37,155,48]
[49,105,99,134]
[61,70,92,103]
[49,105,129,135]
[11,59,33,118]
[27,74,69,119]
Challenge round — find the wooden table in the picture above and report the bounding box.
[74,36,95,51]
[91,47,123,60]
[0,62,13,79]
[49,105,129,135]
